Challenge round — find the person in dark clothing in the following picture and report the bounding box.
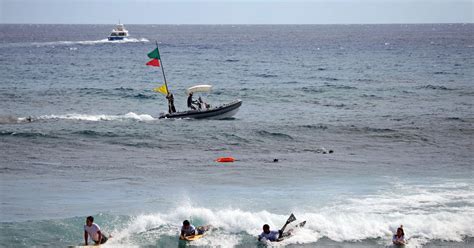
[197,96,203,110]
[187,92,196,110]
[166,93,176,113]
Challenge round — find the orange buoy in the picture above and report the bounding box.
[216,157,235,163]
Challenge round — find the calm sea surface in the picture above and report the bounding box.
[0,24,473,247]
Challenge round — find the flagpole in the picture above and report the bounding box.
[155,41,169,94]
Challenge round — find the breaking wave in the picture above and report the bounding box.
[101,182,473,247]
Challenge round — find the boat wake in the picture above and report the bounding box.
[37,112,155,122]
[16,38,149,47]
[32,38,149,47]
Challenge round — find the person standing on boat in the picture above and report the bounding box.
[187,92,196,110]
[166,93,176,113]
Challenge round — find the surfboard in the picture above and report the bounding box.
[180,234,205,241]
[274,220,307,242]
[68,246,100,248]
[179,225,211,241]
[68,235,111,247]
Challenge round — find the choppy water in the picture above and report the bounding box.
[0,24,473,247]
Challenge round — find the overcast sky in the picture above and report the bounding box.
[1,0,472,24]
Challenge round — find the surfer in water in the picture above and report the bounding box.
[258,224,281,242]
[84,216,109,245]
[258,214,302,242]
[180,220,209,239]
[392,225,406,246]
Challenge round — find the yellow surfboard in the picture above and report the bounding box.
[180,234,204,241]
[68,246,100,248]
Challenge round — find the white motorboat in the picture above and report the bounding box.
[108,23,129,41]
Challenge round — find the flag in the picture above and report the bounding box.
[153,84,168,95]
[147,48,161,59]
[146,58,160,67]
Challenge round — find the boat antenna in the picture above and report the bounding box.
[155,41,169,94]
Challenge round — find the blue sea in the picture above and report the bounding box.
[0,24,473,247]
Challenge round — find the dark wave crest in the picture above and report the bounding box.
[254,73,278,78]
[324,83,357,90]
[419,85,454,91]
[73,130,120,137]
[76,87,159,100]
[298,124,329,130]
[256,130,293,140]
[0,131,57,139]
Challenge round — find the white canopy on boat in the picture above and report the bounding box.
[186,85,212,94]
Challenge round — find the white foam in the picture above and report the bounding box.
[300,181,474,245]
[38,112,155,122]
[105,181,473,247]
[33,38,149,47]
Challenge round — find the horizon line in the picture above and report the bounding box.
[1,22,473,25]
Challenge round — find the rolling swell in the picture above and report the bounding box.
[222,133,251,144]
[106,140,164,149]
[419,85,454,91]
[77,87,159,100]
[73,130,121,138]
[256,130,293,140]
[298,124,329,130]
[300,86,325,93]
[0,130,57,139]
[324,83,357,90]
[344,126,431,143]
[254,73,278,78]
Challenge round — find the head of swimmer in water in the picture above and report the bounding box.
[183,220,190,227]
[262,224,270,234]
[396,226,404,237]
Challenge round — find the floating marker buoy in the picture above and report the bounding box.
[216,157,235,163]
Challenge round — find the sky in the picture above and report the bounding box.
[0,0,472,24]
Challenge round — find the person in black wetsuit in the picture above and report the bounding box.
[187,92,196,110]
[166,93,176,113]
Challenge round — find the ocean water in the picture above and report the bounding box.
[0,24,473,247]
